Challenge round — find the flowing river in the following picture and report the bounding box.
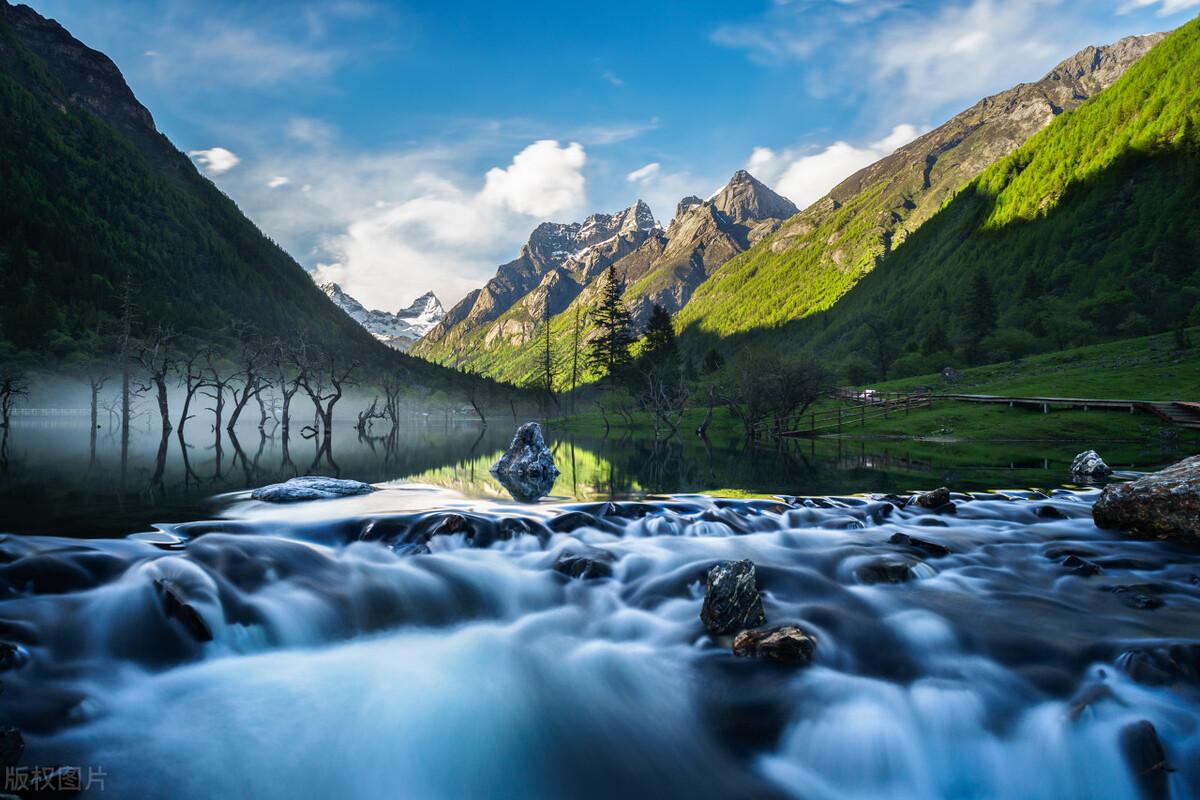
[0,421,1196,798]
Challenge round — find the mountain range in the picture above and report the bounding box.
[411,25,1196,386]
[318,283,445,351]
[412,170,797,379]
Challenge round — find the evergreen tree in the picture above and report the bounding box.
[586,266,635,378]
[701,347,725,375]
[642,303,676,362]
[961,270,998,361]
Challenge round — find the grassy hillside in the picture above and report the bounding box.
[675,32,1164,340]
[682,19,1200,378]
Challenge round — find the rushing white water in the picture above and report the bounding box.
[0,484,1197,798]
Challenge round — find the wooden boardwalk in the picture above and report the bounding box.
[763,390,1200,438]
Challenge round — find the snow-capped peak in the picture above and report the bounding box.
[317,281,445,351]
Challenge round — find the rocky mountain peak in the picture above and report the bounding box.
[676,196,703,220]
[317,280,444,351]
[711,169,798,224]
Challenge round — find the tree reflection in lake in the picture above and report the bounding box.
[0,416,1186,537]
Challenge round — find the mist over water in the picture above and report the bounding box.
[0,419,1197,797]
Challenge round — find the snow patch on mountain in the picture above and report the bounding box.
[317,281,445,351]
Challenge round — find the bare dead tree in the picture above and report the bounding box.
[137,324,176,435]
[0,368,30,428]
[297,350,358,439]
[381,376,404,430]
[641,364,689,441]
[226,334,270,433]
[177,349,209,433]
[271,339,305,434]
[569,304,582,415]
[201,353,234,432]
[355,396,387,434]
[117,275,136,441]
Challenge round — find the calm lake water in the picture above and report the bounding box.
[0,417,1187,536]
[0,419,1197,799]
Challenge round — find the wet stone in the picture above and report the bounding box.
[553,550,615,580]
[1093,454,1200,541]
[1107,584,1167,611]
[1119,720,1171,800]
[1117,644,1200,685]
[732,625,816,666]
[154,579,213,642]
[1062,555,1102,577]
[913,487,951,509]
[889,533,950,558]
[700,560,767,636]
[0,727,22,768]
[251,476,374,503]
[855,560,912,585]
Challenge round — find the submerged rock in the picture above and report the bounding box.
[251,476,374,503]
[732,625,816,666]
[0,727,22,768]
[889,532,950,558]
[490,422,559,502]
[1117,643,1200,685]
[913,487,951,509]
[855,560,913,585]
[1070,450,1112,479]
[1119,720,1172,800]
[154,579,213,642]
[553,549,615,580]
[1093,455,1200,541]
[700,560,766,635]
[1062,555,1102,577]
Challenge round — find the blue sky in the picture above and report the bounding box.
[25,0,1200,309]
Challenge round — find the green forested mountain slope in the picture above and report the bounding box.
[676,31,1164,339]
[0,2,394,365]
[696,17,1200,379]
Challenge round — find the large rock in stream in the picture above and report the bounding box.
[700,560,767,635]
[1092,455,1200,541]
[1071,449,1112,478]
[732,625,816,666]
[251,476,375,503]
[490,422,559,502]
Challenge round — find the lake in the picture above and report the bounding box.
[0,419,1196,798]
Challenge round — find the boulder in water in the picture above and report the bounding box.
[855,560,913,585]
[700,560,766,635]
[913,487,951,509]
[889,532,950,558]
[1070,450,1112,478]
[1093,455,1200,541]
[1119,720,1172,800]
[732,625,816,666]
[0,726,22,768]
[553,549,615,580]
[154,579,213,642]
[251,476,374,503]
[490,422,559,502]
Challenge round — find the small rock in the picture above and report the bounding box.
[1117,644,1200,685]
[889,532,950,558]
[1119,720,1172,800]
[732,625,816,666]
[154,579,213,642]
[941,367,963,382]
[1062,555,1102,577]
[855,560,912,585]
[0,727,22,768]
[914,487,951,509]
[251,476,374,503]
[700,560,767,635]
[1070,450,1112,479]
[0,643,27,672]
[1036,505,1068,519]
[1108,584,1166,611]
[553,550,615,580]
[1093,455,1200,541]
[431,513,469,535]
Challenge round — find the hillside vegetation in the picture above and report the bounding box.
[683,19,1200,380]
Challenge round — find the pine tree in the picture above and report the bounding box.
[586,266,635,378]
[642,303,676,361]
[961,270,998,361]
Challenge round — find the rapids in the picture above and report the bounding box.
[0,483,1198,798]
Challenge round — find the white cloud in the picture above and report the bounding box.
[267,176,290,188]
[145,23,339,89]
[480,140,587,217]
[747,124,921,209]
[1119,0,1200,13]
[626,162,661,183]
[188,146,240,176]
[229,138,590,310]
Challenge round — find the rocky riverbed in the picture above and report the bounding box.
[0,478,1197,798]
